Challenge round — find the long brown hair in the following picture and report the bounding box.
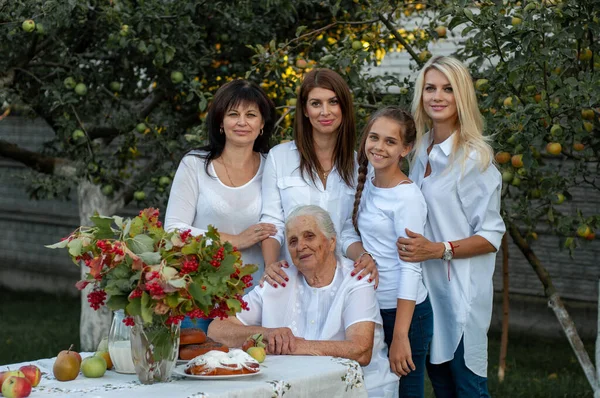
[293,68,356,187]
[352,106,417,234]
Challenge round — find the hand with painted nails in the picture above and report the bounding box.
[259,260,289,288]
[351,253,379,289]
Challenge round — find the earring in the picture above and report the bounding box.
[219,127,224,134]
[260,128,264,136]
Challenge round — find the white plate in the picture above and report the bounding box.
[172,364,261,380]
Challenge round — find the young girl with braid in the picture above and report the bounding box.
[352,106,433,398]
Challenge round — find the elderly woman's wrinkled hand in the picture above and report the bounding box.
[259,260,289,288]
[263,327,300,355]
[352,253,379,288]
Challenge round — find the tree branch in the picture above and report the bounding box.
[0,138,75,177]
[378,13,422,67]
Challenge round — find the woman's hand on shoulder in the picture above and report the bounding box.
[389,334,415,377]
[397,228,444,263]
[352,253,379,289]
[259,260,290,288]
[234,223,277,250]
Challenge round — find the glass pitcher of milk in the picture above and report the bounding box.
[108,310,136,374]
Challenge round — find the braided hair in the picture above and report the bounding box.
[352,106,417,234]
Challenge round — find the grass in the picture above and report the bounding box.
[0,289,595,397]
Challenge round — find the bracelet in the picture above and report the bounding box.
[448,241,455,256]
[358,251,376,264]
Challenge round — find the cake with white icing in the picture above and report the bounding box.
[184,348,260,375]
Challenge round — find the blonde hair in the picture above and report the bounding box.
[411,56,493,171]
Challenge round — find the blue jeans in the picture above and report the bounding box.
[381,296,433,398]
[426,337,490,398]
[180,316,213,334]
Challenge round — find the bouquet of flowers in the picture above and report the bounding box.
[47,208,256,328]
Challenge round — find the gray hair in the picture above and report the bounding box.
[285,205,337,240]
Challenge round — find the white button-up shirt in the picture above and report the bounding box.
[409,132,505,377]
[164,151,266,279]
[357,178,428,309]
[260,141,361,262]
[238,258,399,397]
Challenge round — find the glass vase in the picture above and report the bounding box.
[130,316,180,384]
[108,310,136,374]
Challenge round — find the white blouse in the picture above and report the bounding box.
[409,132,505,377]
[238,257,399,398]
[357,178,428,310]
[260,141,361,262]
[164,150,265,279]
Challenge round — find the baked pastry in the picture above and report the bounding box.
[184,349,260,376]
[179,340,229,360]
[180,328,207,345]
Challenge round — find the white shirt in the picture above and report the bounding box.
[238,257,399,398]
[260,141,361,262]
[357,178,428,309]
[409,132,505,377]
[164,150,265,280]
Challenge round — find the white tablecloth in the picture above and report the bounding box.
[2,353,368,397]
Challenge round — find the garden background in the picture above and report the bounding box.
[1,1,599,396]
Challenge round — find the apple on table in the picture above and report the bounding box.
[1,375,32,398]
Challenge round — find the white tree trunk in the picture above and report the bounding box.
[77,180,124,351]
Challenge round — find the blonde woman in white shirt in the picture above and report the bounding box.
[209,205,399,397]
[396,56,505,397]
[260,68,378,290]
[352,106,432,398]
[165,79,278,332]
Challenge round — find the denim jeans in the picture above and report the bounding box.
[381,296,433,398]
[180,316,213,334]
[426,337,490,398]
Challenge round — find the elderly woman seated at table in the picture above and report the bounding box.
[208,205,399,397]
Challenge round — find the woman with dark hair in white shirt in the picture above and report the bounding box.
[396,56,505,397]
[165,79,277,332]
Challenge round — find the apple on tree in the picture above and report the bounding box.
[21,20,35,33]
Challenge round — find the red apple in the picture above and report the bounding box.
[1,376,32,398]
[18,365,41,387]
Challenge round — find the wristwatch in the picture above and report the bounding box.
[441,241,454,261]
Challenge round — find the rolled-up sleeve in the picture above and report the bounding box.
[393,193,427,301]
[457,159,505,250]
[164,155,208,236]
[259,151,286,245]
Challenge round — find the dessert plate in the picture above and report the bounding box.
[172,364,261,380]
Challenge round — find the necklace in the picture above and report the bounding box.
[321,168,332,180]
[219,154,257,188]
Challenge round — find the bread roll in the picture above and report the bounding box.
[179,341,229,360]
[180,328,207,345]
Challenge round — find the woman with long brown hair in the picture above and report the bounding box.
[259,68,378,290]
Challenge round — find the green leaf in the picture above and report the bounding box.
[129,218,144,236]
[90,214,115,238]
[141,291,154,324]
[238,263,258,277]
[181,240,200,255]
[106,295,129,310]
[216,254,236,276]
[127,234,155,254]
[189,282,212,306]
[138,251,162,265]
[45,239,70,249]
[67,238,83,257]
[226,298,242,313]
[463,8,474,20]
[126,297,142,317]
[295,26,307,37]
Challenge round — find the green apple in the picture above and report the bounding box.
[64,77,77,89]
[434,26,447,38]
[352,40,363,51]
[120,25,129,37]
[74,83,88,96]
[101,185,114,196]
[399,87,409,95]
[109,81,121,92]
[35,23,45,35]
[72,129,85,140]
[554,193,565,204]
[170,71,184,84]
[247,347,266,363]
[475,79,489,91]
[81,356,107,378]
[550,124,562,137]
[158,176,171,186]
[133,191,146,201]
[511,177,521,187]
[22,20,35,33]
[501,170,514,183]
[136,123,147,133]
[511,17,522,26]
